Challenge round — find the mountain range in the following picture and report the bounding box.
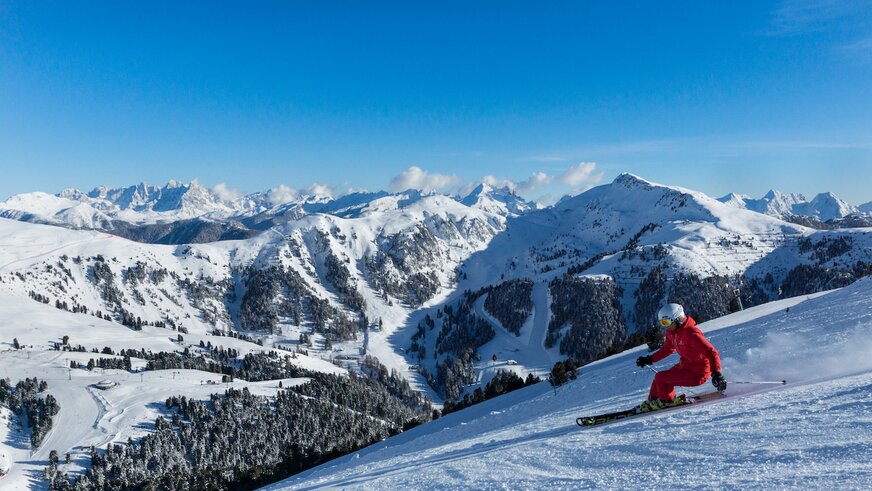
[2,179,869,246]
[0,181,535,244]
[717,189,863,221]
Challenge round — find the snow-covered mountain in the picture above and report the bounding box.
[794,192,858,220]
[0,180,305,233]
[0,189,505,393]
[0,181,533,243]
[460,183,538,217]
[460,173,872,308]
[476,174,807,281]
[718,189,859,221]
[266,277,872,490]
[717,189,807,218]
[387,173,871,398]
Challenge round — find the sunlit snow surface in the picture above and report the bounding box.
[266,279,872,490]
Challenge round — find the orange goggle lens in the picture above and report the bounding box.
[659,318,673,327]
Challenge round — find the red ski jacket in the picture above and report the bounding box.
[651,315,721,375]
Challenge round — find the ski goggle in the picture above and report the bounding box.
[659,318,674,327]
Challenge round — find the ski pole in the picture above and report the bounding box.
[646,365,659,374]
[730,380,787,385]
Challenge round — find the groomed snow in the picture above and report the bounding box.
[266,278,872,490]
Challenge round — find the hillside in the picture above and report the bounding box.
[266,277,872,490]
[0,287,346,488]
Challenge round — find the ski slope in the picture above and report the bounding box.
[266,278,872,490]
[471,281,563,382]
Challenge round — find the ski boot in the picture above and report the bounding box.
[635,394,687,413]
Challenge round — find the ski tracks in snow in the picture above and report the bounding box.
[474,281,559,377]
[86,386,126,447]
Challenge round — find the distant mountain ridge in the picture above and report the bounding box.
[717,189,860,221]
[0,181,535,244]
[460,183,539,217]
[3,178,867,245]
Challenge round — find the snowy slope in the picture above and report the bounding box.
[2,174,872,489]
[267,277,872,490]
[0,289,342,489]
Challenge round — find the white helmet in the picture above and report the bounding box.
[657,303,685,327]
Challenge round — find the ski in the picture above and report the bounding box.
[576,391,725,427]
[687,390,727,402]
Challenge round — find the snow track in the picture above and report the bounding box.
[474,281,561,381]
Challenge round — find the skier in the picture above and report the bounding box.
[635,303,727,411]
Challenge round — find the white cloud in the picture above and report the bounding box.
[478,171,553,195]
[441,163,601,207]
[305,183,334,198]
[328,182,363,198]
[535,193,553,205]
[518,172,554,193]
[386,163,603,204]
[481,175,518,191]
[264,182,347,205]
[210,182,241,202]
[266,184,301,205]
[557,162,604,192]
[389,166,462,193]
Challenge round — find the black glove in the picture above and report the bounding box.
[711,371,727,391]
[636,355,653,368]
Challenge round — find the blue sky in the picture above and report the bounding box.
[1,1,871,205]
